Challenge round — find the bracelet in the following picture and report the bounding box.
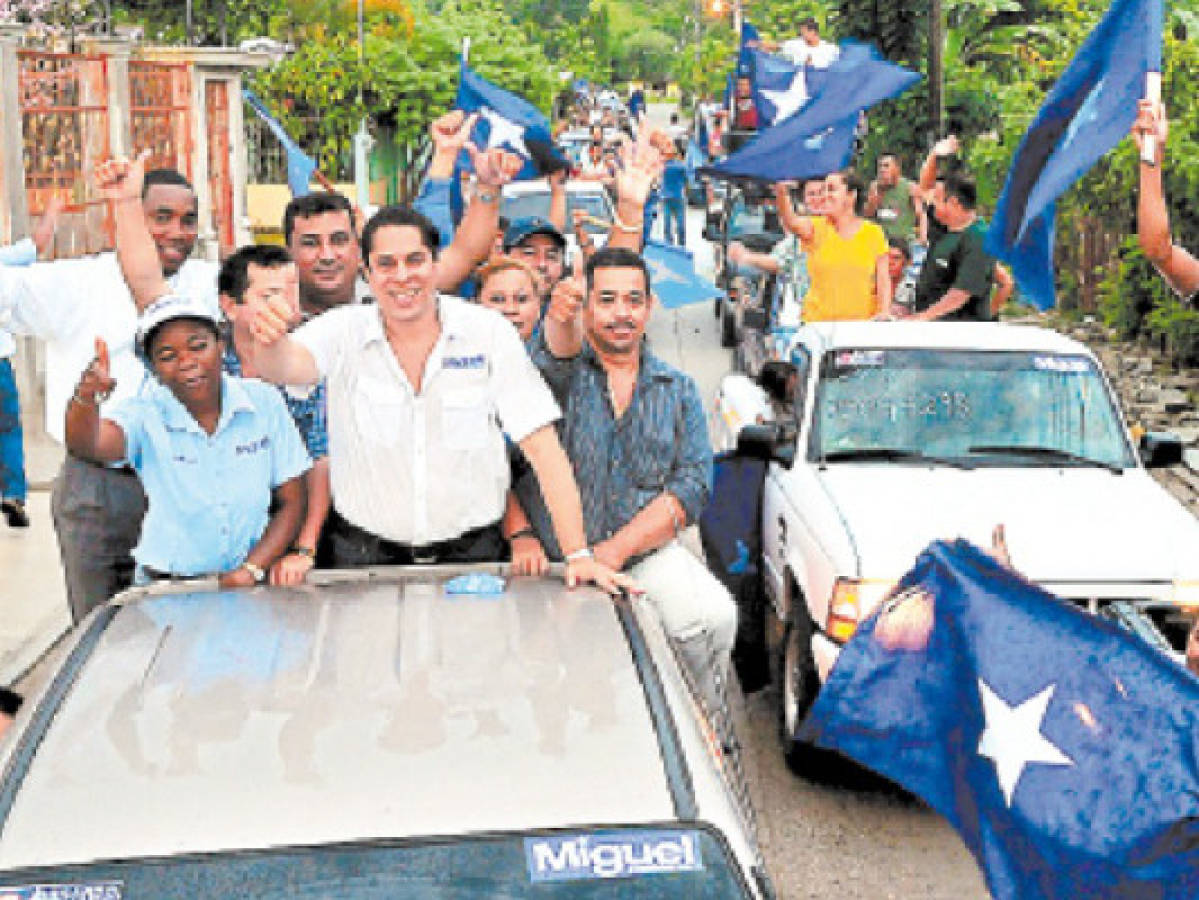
[70,391,101,407]
[565,547,594,562]
[506,527,536,542]
[475,189,499,203]
[241,561,266,583]
[291,545,316,559]
[611,210,642,234]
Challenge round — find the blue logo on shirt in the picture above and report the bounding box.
[235,436,271,456]
[444,354,486,370]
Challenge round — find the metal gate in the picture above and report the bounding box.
[129,60,193,178]
[18,51,112,254]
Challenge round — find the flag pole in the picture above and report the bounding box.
[1140,71,1161,165]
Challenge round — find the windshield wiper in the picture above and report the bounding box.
[819,447,974,469]
[966,444,1124,474]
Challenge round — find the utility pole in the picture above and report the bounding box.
[353,0,372,212]
[929,0,944,138]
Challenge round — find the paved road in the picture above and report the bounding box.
[647,206,988,899]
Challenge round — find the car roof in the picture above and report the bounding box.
[799,321,1096,356]
[0,574,681,870]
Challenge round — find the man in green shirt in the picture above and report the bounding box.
[864,151,927,245]
[910,174,995,321]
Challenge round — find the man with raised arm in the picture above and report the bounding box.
[240,202,633,595]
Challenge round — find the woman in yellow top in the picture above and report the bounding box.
[774,172,893,321]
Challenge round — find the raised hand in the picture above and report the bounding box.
[94,150,150,204]
[469,146,523,189]
[546,275,585,325]
[430,110,478,156]
[1132,99,1168,149]
[248,293,294,345]
[613,130,664,208]
[77,337,116,404]
[932,135,959,157]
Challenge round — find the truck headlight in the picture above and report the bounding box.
[827,578,896,643]
[1172,580,1199,609]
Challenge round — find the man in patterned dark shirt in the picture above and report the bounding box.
[527,245,737,707]
[218,245,329,584]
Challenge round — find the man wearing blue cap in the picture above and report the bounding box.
[504,216,568,306]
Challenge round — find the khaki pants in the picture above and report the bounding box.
[629,540,738,710]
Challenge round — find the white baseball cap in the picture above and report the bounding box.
[135,293,221,360]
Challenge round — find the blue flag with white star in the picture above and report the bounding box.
[454,62,565,182]
[800,539,1199,900]
[703,43,919,182]
[642,240,721,309]
[984,0,1162,309]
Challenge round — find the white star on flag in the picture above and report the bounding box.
[479,107,529,158]
[761,74,809,123]
[978,680,1074,807]
[644,253,687,285]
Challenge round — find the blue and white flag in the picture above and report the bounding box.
[242,89,317,197]
[985,0,1163,309]
[704,43,920,182]
[454,62,565,182]
[800,539,1199,900]
[643,240,721,309]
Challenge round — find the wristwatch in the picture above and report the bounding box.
[565,547,594,562]
[241,561,267,583]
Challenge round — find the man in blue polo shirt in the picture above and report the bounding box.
[64,296,310,586]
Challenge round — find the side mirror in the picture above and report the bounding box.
[1139,432,1184,468]
[736,423,793,465]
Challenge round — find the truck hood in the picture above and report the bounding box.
[815,465,1199,587]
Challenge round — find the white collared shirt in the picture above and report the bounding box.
[0,252,218,443]
[781,38,839,69]
[292,295,560,545]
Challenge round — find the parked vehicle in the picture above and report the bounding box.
[703,185,784,350]
[501,181,612,272]
[712,322,1198,772]
[0,566,775,897]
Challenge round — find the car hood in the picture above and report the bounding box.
[815,465,1199,585]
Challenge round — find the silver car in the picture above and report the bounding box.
[0,566,773,897]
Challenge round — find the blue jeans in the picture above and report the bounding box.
[0,358,26,502]
[662,197,687,245]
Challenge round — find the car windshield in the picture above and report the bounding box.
[501,192,611,235]
[810,348,1135,469]
[727,200,766,238]
[0,828,754,898]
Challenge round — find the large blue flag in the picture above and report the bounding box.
[985,0,1163,309]
[704,43,919,182]
[734,21,807,127]
[800,539,1199,900]
[643,240,721,309]
[242,89,317,197]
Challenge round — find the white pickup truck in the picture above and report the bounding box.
[713,321,1199,771]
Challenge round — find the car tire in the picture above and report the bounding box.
[720,297,736,348]
[778,604,821,775]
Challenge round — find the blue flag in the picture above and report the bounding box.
[454,63,564,182]
[242,89,317,197]
[985,0,1163,309]
[703,43,919,182]
[800,539,1199,900]
[643,240,721,309]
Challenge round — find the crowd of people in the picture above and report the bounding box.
[0,52,1194,719]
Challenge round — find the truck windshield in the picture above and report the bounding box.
[810,349,1135,470]
[501,192,611,235]
[0,827,755,898]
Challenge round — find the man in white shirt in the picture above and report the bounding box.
[781,18,839,69]
[244,205,632,593]
[0,170,217,621]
